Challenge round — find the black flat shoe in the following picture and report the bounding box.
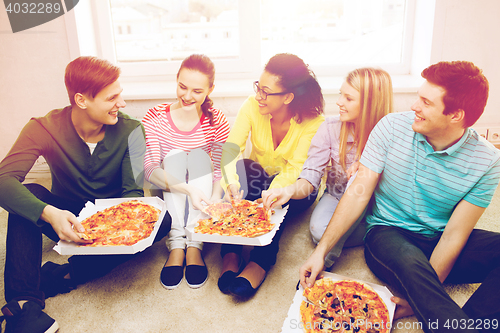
[217,257,245,294]
[185,264,208,289]
[229,274,266,298]
[160,264,184,290]
[217,270,238,294]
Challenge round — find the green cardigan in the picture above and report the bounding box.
[0,106,145,225]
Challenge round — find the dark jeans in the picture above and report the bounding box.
[364,225,500,333]
[220,159,317,272]
[4,183,171,308]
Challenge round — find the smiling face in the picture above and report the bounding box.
[337,81,361,123]
[82,80,126,126]
[411,80,452,137]
[254,71,292,116]
[176,68,213,113]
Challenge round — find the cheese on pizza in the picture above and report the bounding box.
[77,200,161,247]
[301,278,390,333]
[195,199,274,237]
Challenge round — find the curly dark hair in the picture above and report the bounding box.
[264,53,324,123]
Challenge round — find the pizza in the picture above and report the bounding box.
[300,278,390,333]
[76,200,161,247]
[201,201,233,220]
[195,199,275,237]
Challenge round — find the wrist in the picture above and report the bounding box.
[40,205,56,224]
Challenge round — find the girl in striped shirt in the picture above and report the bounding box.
[143,54,230,289]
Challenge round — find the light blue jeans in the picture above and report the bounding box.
[309,191,367,268]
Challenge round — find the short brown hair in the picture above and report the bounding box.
[421,61,489,127]
[65,56,121,106]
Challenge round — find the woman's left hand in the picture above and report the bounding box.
[346,161,360,180]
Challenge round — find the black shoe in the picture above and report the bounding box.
[229,274,267,298]
[160,261,184,290]
[185,264,208,289]
[217,258,245,294]
[40,261,75,299]
[1,300,59,333]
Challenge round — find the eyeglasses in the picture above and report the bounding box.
[253,81,288,100]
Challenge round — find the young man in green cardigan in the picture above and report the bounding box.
[0,56,171,333]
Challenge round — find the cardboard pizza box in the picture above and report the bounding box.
[281,271,396,333]
[184,204,288,246]
[53,197,167,255]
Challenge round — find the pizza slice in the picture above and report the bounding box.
[202,202,234,221]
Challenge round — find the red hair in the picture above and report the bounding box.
[65,56,121,106]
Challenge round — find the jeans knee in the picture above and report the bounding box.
[309,223,322,244]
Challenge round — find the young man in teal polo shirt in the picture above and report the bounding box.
[0,56,170,333]
[297,61,500,332]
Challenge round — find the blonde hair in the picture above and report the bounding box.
[338,68,393,170]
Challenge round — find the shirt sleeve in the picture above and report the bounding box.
[463,153,500,207]
[123,124,146,198]
[359,114,393,173]
[220,97,254,190]
[211,110,230,183]
[298,120,333,191]
[269,115,325,189]
[142,107,164,183]
[0,120,49,224]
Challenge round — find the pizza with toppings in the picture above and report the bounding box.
[195,199,275,237]
[76,200,161,246]
[201,201,233,220]
[300,278,390,333]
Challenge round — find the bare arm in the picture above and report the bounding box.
[261,178,314,209]
[149,168,211,210]
[429,200,485,283]
[299,164,380,288]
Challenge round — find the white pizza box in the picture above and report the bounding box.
[53,197,167,255]
[281,271,396,333]
[184,205,288,246]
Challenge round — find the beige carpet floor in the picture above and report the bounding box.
[0,178,498,332]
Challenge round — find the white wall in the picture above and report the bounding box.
[1,0,500,160]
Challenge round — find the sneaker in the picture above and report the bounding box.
[40,261,76,299]
[1,300,59,333]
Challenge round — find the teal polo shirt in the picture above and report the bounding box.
[360,111,500,236]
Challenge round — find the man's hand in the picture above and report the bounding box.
[299,249,326,289]
[41,205,92,244]
[261,187,293,210]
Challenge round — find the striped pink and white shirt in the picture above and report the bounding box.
[143,103,230,183]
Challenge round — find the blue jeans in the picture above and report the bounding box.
[4,183,171,308]
[220,159,317,272]
[309,192,367,267]
[364,225,500,333]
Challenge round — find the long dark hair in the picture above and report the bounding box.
[264,53,324,123]
[177,54,216,125]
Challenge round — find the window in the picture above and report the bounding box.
[67,0,427,89]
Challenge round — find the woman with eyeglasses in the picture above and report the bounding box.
[262,68,393,269]
[218,53,325,297]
